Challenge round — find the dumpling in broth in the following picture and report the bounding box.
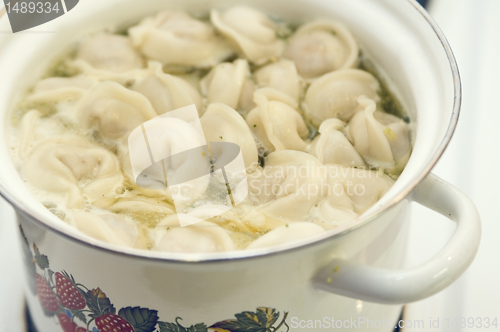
[247,88,309,152]
[131,61,204,115]
[323,164,394,213]
[211,7,285,65]
[93,195,176,217]
[78,81,157,140]
[307,118,365,167]
[347,96,411,173]
[127,110,211,209]
[200,103,258,169]
[152,215,236,253]
[18,110,41,160]
[248,151,325,222]
[303,69,380,126]
[247,222,325,249]
[254,59,302,102]
[72,211,139,248]
[284,19,358,79]
[28,76,97,102]
[309,164,393,227]
[200,59,255,112]
[76,34,143,73]
[23,136,123,209]
[129,11,233,68]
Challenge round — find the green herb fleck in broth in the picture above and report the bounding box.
[11,100,57,125]
[116,27,130,36]
[44,48,79,78]
[127,211,168,228]
[48,60,79,78]
[229,231,258,250]
[49,208,66,221]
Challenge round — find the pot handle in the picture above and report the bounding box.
[313,173,481,304]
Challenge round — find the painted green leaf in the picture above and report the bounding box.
[158,319,207,332]
[158,321,186,332]
[82,288,115,318]
[187,323,208,332]
[47,269,54,284]
[257,308,279,328]
[210,311,268,332]
[210,308,288,332]
[70,309,87,324]
[33,244,49,270]
[158,321,180,332]
[118,306,158,332]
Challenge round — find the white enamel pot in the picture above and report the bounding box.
[0,0,480,331]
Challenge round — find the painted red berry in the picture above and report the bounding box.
[75,327,89,332]
[36,274,58,312]
[58,313,78,332]
[95,313,135,332]
[55,272,86,310]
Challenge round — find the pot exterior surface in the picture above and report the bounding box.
[19,201,409,332]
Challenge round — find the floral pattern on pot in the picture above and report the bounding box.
[26,242,289,332]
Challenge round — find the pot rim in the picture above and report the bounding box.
[0,0,461,264]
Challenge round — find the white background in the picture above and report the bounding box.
[1,0,499,331]
[404,0,500,330]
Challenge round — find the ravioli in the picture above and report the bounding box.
[9,7,411,253]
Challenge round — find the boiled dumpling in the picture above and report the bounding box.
[303,69,380,126]
[129,11,233,68]
[254,59,302,102]
[247,222,325,249]
[200,59,253,111]
[28,76,97,102]
[347,96,411,172]
[200,59,255,112]
[324,164,394,213]
[248,151,325,221]
[238,75,257,114]
[310,200,358,228]
[152,215,236,253]
[17,110,73,160]
[18,110,41,160]
[373,110,412,174]
[128,108,211,212]
[93,195,176,216]
[309,164,393,226]
[200,103,258,169]
[283,19,358,79]
[246,88,309,152]
[78,81,157,139]
[76,34,143,73]
[307,118,365,167]
[33,76,95,93]
[121,106,207,204]
[72,211,139,248]
[131,61,203,115]
[23,136,123,209]
[120,148,174,202]
[211,7,285,65]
